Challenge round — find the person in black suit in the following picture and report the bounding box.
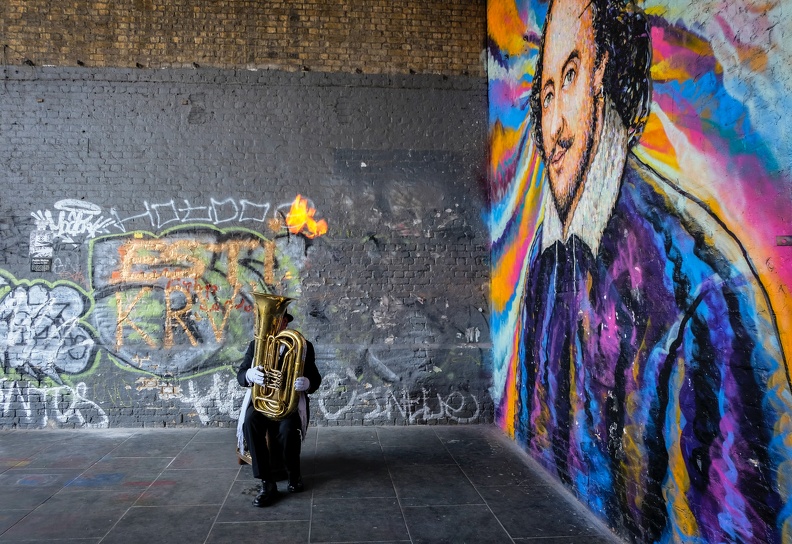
[237,312,322,507]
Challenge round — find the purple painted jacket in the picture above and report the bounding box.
[518,155,792,543]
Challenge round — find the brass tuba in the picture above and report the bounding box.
[250,292,307,420]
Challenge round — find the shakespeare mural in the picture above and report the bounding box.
[488,0,792,542]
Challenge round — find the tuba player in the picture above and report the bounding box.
[237,312,322,507]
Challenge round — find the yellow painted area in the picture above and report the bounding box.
[664,357,699,540]
[650,60,692,83]
[638,113,680,172]
[489,121,523,175]
[644,5,668,17]
[622,422,646,509]
[487,0,528,57]
[492,153,544,312]
[736,42,769,73]
[757,278,792,374]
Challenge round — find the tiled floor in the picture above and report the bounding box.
[0,425,624,543]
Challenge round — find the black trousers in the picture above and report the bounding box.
[242,404,302,482]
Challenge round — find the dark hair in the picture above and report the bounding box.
[529,0,652,159]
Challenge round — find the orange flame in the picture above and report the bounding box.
[285,194,328,239]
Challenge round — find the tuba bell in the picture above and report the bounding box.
[250,292,307,420]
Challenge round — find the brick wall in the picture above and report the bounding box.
[0,66,490,428]
[0,0,486,76]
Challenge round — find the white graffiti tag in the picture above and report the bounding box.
[0,283,95,382]
[317,372,483,424]
[179,373,246,424]
[0,379,108,428]
[31,199,117,243]
[110,198,281,231]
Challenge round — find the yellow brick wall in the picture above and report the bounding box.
[0,0,486,76]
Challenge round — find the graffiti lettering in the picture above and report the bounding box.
[178,373,246,424]
[32,199,116,243]
[90,227,294,376]
[0,279,95,382]
[317,373,482,424]
[0,379,108,428]
[109,196,326,236]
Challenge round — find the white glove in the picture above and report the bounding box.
[294,377,310,392]
[246,367,265,386]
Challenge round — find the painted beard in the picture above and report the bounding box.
[548,101,599,229]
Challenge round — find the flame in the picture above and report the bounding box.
[285,195,328,239]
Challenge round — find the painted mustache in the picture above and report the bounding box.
[549,136,573,164]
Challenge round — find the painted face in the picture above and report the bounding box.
[539,0,606,227]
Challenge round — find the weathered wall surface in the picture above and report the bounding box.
[0,0,485,76]
[0,67,490,428]
[489,0,792,542]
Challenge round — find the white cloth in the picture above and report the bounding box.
[236,388,252,456]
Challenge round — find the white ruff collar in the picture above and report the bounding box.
[540,101,629,255]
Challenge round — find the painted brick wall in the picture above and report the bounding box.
[0,63,490,428]
[489,0,792,542]
[0,0,485,76]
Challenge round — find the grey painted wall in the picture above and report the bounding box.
[0,66,490,428]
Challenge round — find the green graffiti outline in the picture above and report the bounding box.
[87,223,302,376]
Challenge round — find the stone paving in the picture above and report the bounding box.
[0,425,624,543]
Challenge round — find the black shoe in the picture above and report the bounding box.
[252,481,279,507]
[287,477,304,493]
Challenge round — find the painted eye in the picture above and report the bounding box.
[563,68,576,88]
[542,92,553,109]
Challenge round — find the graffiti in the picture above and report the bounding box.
[0,379,108,428]
[31,199,117,243]
[178,372,246,424]
[317,372,482,424]
[30,194,329,242]
[108,194,328,239]
[0,273,95,382]
[462,327,480,343]
[90,226,297,376]
[489,0,792,542]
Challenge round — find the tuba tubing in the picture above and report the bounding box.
[250,293,307,420]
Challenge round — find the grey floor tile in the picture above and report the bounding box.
[136,468,238,506]
[402,504,512,544]
[312,465,396,499]
[382,443,456,466]
[391,464,483,507]
[513,538,618,543]
[0,468,82,488]
[0,489,140,541]
[66,457,172,490]
[169,440,242,469]
[0,426,624,544]
[20,441,119,470]
[190,428,238,443]
[457,456,548,487]
[216,479,312,522]
[310,498,409,543]
[106,430,196,458]
[100,504,218,544]
[0,510,29,534]
[0,469,82,509]
[376,426,440,447]
[207,520,310,543]
[479,485,607,539]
